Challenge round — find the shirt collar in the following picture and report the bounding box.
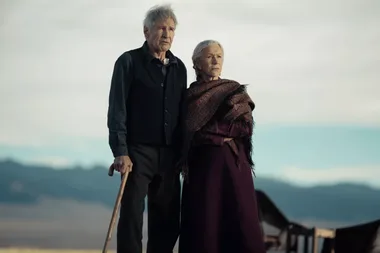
[142,41,178,65]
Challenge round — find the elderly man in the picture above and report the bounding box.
[107,4,187,253]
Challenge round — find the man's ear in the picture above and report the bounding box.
[143,26,149,39]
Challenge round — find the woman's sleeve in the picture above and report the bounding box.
[227,120,252,137]
[195,119,252,146]
[204,120,252,138]
[193,120,225,146]
[194,131,225,146]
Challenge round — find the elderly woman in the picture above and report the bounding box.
[178,40,266,253]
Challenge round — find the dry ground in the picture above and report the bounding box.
[0,249,179,253]
[0,198,347,253]
[0,249,113,253]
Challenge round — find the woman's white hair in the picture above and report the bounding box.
[143,4,178,29]
[192,40,224,80]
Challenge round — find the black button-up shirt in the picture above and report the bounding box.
[107,41,187,157]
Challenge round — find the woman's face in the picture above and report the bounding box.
[196,43,224,80]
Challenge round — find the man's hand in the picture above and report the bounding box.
[113,155,133,174]
[223,137,233,142]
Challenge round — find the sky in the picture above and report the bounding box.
[0,0,379,187]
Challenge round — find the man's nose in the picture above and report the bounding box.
[162,29,168,37]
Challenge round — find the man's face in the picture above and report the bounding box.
[144,18,175,53]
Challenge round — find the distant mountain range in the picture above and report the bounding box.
[1,159,379,224]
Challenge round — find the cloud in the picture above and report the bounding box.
[0,0,379,146]
[277,165,380,188]
[26,156,72,168]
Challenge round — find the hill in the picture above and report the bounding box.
[1,159,379,223]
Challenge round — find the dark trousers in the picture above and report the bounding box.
[117,143,181,253]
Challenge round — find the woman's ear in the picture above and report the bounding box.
[193,64,201,71]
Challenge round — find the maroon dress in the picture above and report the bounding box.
[178,119,266,253]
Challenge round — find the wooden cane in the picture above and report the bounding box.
[102,163,129,253]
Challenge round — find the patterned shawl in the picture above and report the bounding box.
[178,78,255,174]
[185,78,254,132]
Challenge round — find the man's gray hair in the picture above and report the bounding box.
[143,4,178,29]
[191,39,224,67]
